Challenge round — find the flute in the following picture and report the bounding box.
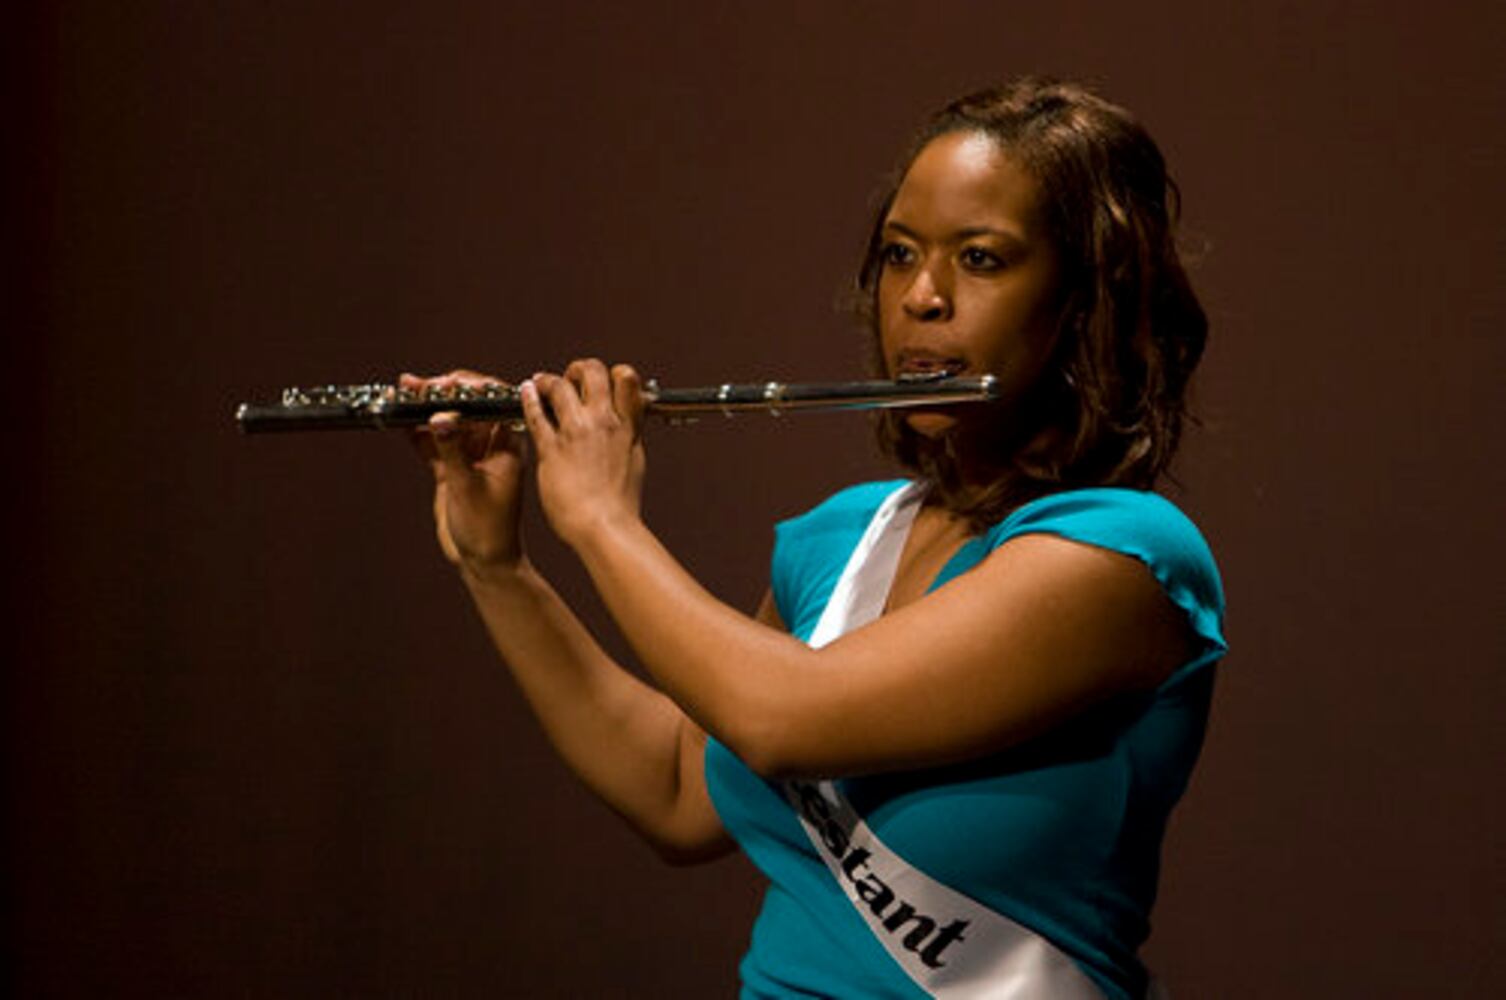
[234,372,1000,433]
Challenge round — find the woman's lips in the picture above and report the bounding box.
[894,353,967,377]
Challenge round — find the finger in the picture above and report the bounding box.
[446,368,509,390]
[402,375,441,468]
[489,415,531,459]
[611,364,647,435]
[398,373,454,416]
[519,379,556,451]
[536,371,586,429]
[427,411,478,484]
[565,358,611,407]
[402,370,508,395]
[408,424,440,469]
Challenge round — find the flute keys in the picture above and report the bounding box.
[238,375,1000,433]
[763,381,786,417]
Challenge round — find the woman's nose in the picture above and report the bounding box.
[902,261,952,321]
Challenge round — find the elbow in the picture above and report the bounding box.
[719,712,809,782]
[636,809,735,867]
[648,836,732,867]
[736,745,803,782]
[708,648,828,780]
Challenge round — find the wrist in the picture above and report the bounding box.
[560,506,642,555]
[459,553,534,593]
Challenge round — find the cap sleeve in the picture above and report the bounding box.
[993,489,1228,679]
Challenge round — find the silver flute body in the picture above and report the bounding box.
[234,373,1000,433]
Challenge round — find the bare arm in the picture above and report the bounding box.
[406,371,733,862]
[566,522,1186,778]
[525,361,1193,780]
[460,561,735,862]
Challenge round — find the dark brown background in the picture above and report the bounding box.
[9,2,1504,996]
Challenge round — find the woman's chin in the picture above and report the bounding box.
[903,411,958,438]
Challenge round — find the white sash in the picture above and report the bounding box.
[787,481,1105,999]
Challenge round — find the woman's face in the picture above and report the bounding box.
[877,131,1063,437]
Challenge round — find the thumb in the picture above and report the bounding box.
[611,363,648,439]
[427,412,475,486]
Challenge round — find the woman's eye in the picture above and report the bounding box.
[880,242,915,267]
[961,246,1004,270]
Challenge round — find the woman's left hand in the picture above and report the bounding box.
[522,359,648,548]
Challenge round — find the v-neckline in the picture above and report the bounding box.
[883,503,987,613]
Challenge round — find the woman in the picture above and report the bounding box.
[406,78,1225,999]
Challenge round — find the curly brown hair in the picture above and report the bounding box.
[855,78,1208,526]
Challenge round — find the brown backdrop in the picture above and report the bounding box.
[11,2,1505,996]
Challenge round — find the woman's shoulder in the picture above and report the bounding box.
[997,488,1210,552]
[993,487,1226,648]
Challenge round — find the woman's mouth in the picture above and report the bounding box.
[894,353,968,379]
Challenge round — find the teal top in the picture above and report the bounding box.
[704,482,1228,999]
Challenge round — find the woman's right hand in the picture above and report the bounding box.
[403,370,528,579]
